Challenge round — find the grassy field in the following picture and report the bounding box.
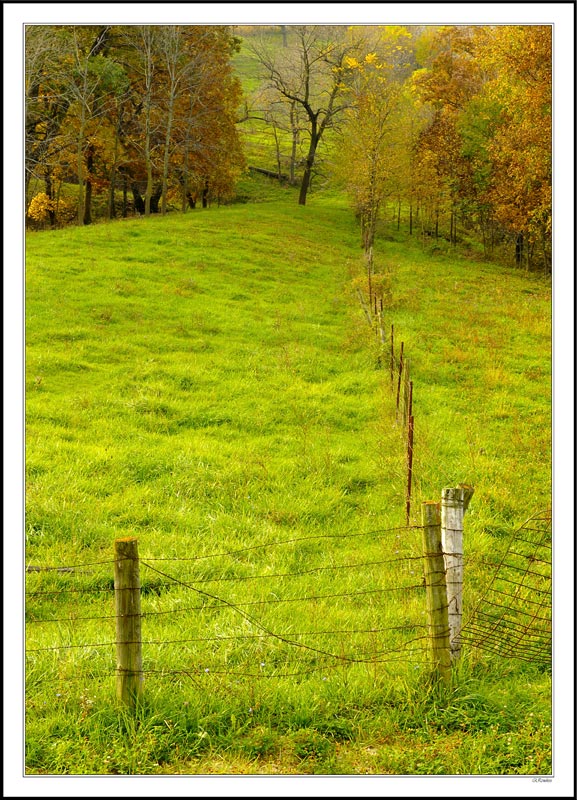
[24,175,552,776]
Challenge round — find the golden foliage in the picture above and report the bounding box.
[27,193,55,222]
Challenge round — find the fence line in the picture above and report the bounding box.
[25,523,425,574]
[140,559,427,667]
[26,502,552,705]
[27,625,432,654]
[26,518,436,698]
[356,285,416,524]
[25,584,430,626]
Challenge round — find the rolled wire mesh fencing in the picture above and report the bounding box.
[456,509,552,666]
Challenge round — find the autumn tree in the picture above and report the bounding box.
[248,82,306,184]
[25,25,66,218]
[334,27,420,251]
[25,25,122,226]
[156,26,205,215]
[410,26,484,244]
[250,26,361,205]
[114,25,244,215]
[475,25,552,270]
[65,27,128,225]
[25,24,246,224]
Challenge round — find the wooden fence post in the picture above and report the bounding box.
[405,414,414,524]
[396,342,404,415]
[402,358,410,428]
[355,286,373,327]
[441,485,474,662]
[421,502,452,686]
[114,537,143,708]
[376,305,385,345]
[390,325,395,388]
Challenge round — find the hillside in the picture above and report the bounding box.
[24,179,552,775]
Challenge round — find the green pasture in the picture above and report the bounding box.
[25,175,551,775]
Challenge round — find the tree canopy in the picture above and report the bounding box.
[25,24,245,224]
[26,24,552,272]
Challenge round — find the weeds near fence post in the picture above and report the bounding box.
[114,537,143,708]
[421,502,452,686]
[441,486,474,662]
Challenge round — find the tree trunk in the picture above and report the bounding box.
[298,130,320,206]
[272,124,282,180]
[108,115,121,220]
[289,103,299,186]
[298,161,312,206]
[76,127,86,226]
[83,144,94,225]
[122,173,128,218]
[150,185,162,213]
[132,185,145,214]
[515,233,524,266]
[161,93,175,215]
[145,157,153,216]
[44,171,56,228]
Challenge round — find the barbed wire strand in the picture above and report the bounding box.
[25,550,428,595]
[25,582,427,625]
[24,524,425,573]
[26,626,430,654]
[140,560,426,666]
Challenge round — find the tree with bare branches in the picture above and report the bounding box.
[250,26,361,205]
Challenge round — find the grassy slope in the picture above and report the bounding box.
[25,178,551,775]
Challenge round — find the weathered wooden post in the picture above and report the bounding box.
[114,537,143,708]
[367,246,373,309]
[376,305,386,346]
[421,502,452,686]
[405,414,414,525]
[401,359,410,428]
[390,325,395,388]
[441,485,474,662]
[396,342,404,415]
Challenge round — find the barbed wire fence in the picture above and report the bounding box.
[25,501,552,707]
[25,284,551,707]
[355,277,414,524]
[26,522,433,703]
[353,271,552,674]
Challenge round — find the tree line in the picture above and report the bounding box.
[26,24,551,272]
[244,24,551,272]
[25,24,244,225]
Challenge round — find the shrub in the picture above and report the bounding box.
[27,193,56,223]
